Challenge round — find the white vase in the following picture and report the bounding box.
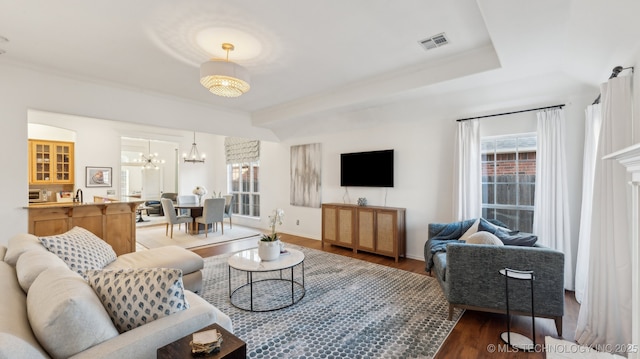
[258,240,281,261]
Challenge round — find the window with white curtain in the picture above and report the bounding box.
[227,162,260,218]
[224,137,261,218]
[481,133,536,232]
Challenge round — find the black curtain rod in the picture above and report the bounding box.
[456,104,565,122]
[592,66,634,105]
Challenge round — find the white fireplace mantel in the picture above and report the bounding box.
[605,142,640,359]
[605,143,640,182]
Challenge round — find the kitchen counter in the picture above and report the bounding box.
[26,196,139,208]
[26,200,144,255]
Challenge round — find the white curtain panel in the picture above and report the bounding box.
[576,76,633,349]
[574,104,602,304]
[533,107,573,290]
[453,119,481,220]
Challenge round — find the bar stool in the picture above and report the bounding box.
[500,267,536,351]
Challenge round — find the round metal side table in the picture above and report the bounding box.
[500,268,536,351]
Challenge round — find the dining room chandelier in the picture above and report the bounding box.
[200,43,250,98]
[183,132,205,163]
[136,140,165,170]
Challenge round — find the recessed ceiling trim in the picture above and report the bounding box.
[252,45,500,127]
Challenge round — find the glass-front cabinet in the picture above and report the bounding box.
[29,139,74,184]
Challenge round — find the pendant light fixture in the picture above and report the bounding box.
[200,43,250,98]
[183,132,205,163]
[136,140,165,170]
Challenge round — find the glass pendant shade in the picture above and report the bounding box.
[200,59,250,98]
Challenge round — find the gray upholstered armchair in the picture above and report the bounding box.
[425,220,565,335]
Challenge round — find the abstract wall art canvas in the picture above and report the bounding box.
[290,143,322,208]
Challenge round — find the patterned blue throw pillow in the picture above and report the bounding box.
[86,268,190,333]
[39,226,117,278]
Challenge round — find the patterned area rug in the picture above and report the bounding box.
[201,245,463,358]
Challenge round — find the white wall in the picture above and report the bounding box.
[28,123,77,142]
[318,119,455,260]
[234,99,589,261]
[225,117,456,260]
[0,61,597,262]
[178,133,228,198]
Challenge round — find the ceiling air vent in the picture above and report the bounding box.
[419,33,449,51]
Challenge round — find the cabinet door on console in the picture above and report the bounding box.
[336,207,356,246]
[322,204,356,248]
[375,210,397,257]
[357,208,375,251]
[321,203,405,261]
[322,205,337,243]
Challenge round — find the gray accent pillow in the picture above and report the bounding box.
[39,226,117,279]
[86,268,190,333]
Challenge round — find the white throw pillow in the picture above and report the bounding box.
[0,333,49,359]
[27,267,119,359]
[466,231,504,246]
[86,268,190,333]
[39,226,117,279]
[4,233,45,266]
[459,219,480,241]
[16,249,68,293]
[0,261,50,359]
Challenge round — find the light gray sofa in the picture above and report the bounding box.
[0,232,232,359]
[425,219,565,335]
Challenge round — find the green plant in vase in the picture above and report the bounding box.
[262,208,284,242]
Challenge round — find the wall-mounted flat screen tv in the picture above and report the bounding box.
[340,149,394,187]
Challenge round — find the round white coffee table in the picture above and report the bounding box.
[227,248,305,312]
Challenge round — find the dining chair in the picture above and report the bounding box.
[161,198,192,238]
[177,194,198,216]
[145,192,177,216]
[157,192,177,216]
[222,194,233,229]
[195,198,225,237]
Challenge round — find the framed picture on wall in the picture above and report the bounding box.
[86,166,112,187]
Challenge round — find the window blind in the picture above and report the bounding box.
[224,137,260,164]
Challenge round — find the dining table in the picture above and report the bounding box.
[174,205,203,235]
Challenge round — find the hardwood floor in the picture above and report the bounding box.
[191,232,580,359]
